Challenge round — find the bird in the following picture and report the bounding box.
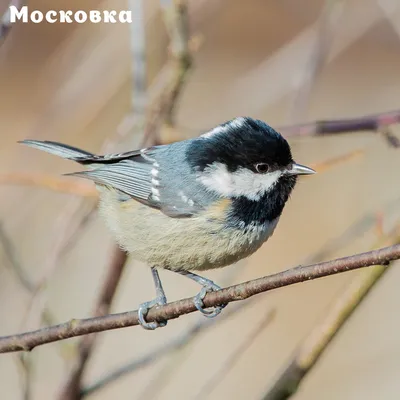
[19,116,315,330]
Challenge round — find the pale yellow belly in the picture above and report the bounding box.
[97,188,276,271]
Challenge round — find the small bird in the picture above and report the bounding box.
[20,117,315,329]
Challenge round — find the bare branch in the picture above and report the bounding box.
[0,0,23,41]
[195,309,276,399]
[309,149,363,172]
[1,244,399,354]
[261,229,400,400]
[16,353,33,400]
[0,173,97,197]
[142,0,192,145]
[280,109,400,140]
[289,0,346,122]
[57,248,128,400]
[177,108,400,143]
[0,223,36,293]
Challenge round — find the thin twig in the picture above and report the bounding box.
[0,223,36,292]
[195,309,276,399]
[57,248,128,400]
[16,353,33,400]
[142,0,192,145]
[289,0,346,122]
[309,149,363,172]
[0,173,97,197]
[1,244,400,354]
[0,0,23,41]
[0,223,57,325]
[22,199,94,329]
[261,228,400,400]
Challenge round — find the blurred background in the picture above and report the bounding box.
[1,0,400,399]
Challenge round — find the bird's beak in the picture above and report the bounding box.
[286,163,316,176]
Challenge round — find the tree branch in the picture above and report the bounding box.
[195,308,276,399]
[280,109,400,140]
[1,244,399,354]
[0,0,23,41]
[57,248,128,400]
[0,172,97,197]
[178,108,400,146]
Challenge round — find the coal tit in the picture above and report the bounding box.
[20,117,315,329]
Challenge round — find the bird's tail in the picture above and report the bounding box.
[19,140,99,165]
[19,139,145,166]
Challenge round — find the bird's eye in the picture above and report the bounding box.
[255,163,270,173]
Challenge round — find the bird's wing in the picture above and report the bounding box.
[69,149,205,218]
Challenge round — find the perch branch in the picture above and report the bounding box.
[261,228,400,400]
[1,243,400,354]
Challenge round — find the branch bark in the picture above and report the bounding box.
[1,243,399,354]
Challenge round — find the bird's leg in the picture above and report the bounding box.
[176,271,226,318]
[138,267,168,330]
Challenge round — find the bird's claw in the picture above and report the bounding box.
[138,296,168,330]
[193,284,226,318]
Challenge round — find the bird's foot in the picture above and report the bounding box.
[137,295,168,330]
[193,282,226,318]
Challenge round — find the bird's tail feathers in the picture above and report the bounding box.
[19,140,98,164]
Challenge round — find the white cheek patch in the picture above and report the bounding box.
[198,162,282,200]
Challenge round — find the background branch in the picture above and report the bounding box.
[1,244,399,354]
[0,0,22,41]
[195,308,276,399]
[262,227,400,400]
[82,298,258,397]
[288,0,345,122]
[280,109,400,144]
[0,172,97,197]
[57,1,192,399]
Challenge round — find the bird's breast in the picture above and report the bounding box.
[97,188,277,271]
